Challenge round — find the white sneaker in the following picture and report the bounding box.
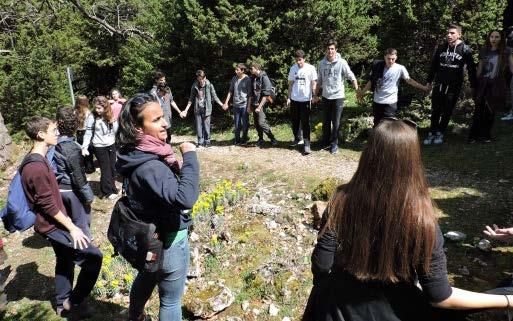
[423,132,434,145]
[107,193,119,200]
[433,132,444,145]
[501,113,513,121]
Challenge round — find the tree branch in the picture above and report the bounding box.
[66,0,153,41]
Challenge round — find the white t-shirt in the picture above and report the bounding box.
[288,63,318,102]
[373,63,410,104]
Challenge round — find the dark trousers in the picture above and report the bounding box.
[291,100,311,143]
[252,104,274,140]
[321,98,344,147]
[372,102,398,127]
[93,144,118,197]
[194,109,211,145]
[469,95,495,140]
[61,190,92,238]
[46,229,102,308]
[77,130,95,173]
[429,84,461,134]
[233,106,249,142]
[165,127,172,144]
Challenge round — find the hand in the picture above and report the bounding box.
[81,148,89,156]
[180,110,187,118]
[179,142,196,154]
[422,85,430,93]
[356,90,364,103]
[222,103,229,110]
[312,96,319,104]
[69,226,90,250]
[483,224,513,243]
[255,107,262,113]
[286,98,291,107]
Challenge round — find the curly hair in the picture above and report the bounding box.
[56,106,78,137]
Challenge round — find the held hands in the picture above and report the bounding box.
[356,89,364,104]
[179,110,187,119]
[81,148,89,156]
[179,142,196,154]
[483,224,513,243]
[222,103,229,110]
[69,226,90,250]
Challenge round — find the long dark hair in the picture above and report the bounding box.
[92,96,114,123]
[116,93,158,152]
[483,29,507,74]
[327,120,437,282]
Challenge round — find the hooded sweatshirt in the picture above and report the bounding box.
[317,53,356,99]
[115,149,199,232]
[427,41,477,90]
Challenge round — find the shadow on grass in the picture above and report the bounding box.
[4,262,127,321]
[21,233,50,249]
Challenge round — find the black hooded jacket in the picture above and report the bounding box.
[116,149,199,232]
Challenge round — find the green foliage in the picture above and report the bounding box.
[0,0,507,132]
[92,245,137,298]
[311,177,344,201]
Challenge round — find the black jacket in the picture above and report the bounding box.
[54,136,94,204]
[116,149,199,232]
[252,71,272,105]
[427,41,477,89]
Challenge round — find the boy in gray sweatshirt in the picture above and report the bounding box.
[314,39,359,154]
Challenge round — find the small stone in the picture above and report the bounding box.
[279,232,286,238]
[265,220,279,230]
[305,194,312,201]
[241,300,250,311]
[190,231,200,242]
[477,239,492,252]
[282,317,291,321]
[269,303,279,316]
[252,308,260,316]
[444,231,466,242]
[458,266,470,276]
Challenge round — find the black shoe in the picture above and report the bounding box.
[270,138,278,147]
[256,139,264,148]
[58,298,94,319]
[330,145,339,154]
[204,142,211,148]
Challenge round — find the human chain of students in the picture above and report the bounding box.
[2,23,513,321]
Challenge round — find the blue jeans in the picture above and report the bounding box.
[129,237,190,321]
[233,106,248,142]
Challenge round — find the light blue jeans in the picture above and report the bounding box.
[129,237,190,321]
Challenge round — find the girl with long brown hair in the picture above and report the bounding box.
[75,95,95,173]
[81,96,118,199]
[304,119,513,321]
[469,29,513,143]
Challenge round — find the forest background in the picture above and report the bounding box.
[0,0,512,132]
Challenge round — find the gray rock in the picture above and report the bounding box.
[0,113,12,168]
[183,282,235,318]
[444,231,466,242]
[477,239,492,252]
[250,202,283,215]
[269,303,279,316]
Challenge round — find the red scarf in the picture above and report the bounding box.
[135,134,181,173]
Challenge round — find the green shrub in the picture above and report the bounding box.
[311,178,344,201]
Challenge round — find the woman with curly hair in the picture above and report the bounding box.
[81,96,118,200]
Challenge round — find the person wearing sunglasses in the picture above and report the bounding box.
[304,118,513,321]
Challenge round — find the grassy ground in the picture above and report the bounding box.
[1,95,513,320]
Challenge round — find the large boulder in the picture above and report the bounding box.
[0,113,12,168]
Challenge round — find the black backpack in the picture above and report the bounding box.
[107,196,164,273]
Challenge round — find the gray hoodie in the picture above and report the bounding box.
[317,53,356,99]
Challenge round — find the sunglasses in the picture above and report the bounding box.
[382,116,418,129]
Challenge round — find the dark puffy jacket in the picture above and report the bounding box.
[54,136,94,204]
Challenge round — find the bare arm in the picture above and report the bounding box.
[286,80,293,107]
[432,287,512,310]
[170,100,181,114]
[53,211,90,249]
[405,78,428,92]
